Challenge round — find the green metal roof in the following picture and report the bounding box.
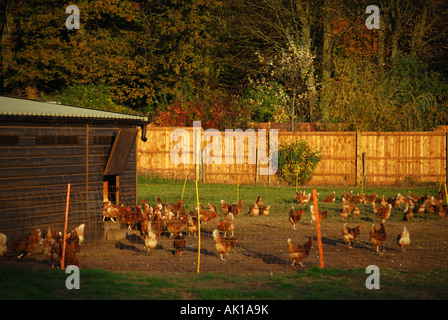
[0,96,148,123]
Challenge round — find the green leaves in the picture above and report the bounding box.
[2,0,447,129]
[276,140,321,186]
[3,0,222,115]
[41,84,141,115]
[254,36,316,124]
[319,55,448,131]
[243,80,291,122]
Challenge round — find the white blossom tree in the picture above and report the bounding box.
[257,35,316,130]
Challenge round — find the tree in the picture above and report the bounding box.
[3,0,155,112]
[256,36,316,130]
[2,0,447,129]
[321,0,332,87]
[374,0,448,66]
[294,0,318,120]
[0,0,13,94]
[320,54,448,131]
[140,0,224,108]
[2,0,223,114]
[408,0,448,74]
[217,0,322,103]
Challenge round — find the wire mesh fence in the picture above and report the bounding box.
[1,181,448,273]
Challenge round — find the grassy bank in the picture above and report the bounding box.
[0,265,447,300]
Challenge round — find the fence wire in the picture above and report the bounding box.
[1,184,447,273]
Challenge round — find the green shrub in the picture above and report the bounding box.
[319,54,448,131]
[243,79,291,122]
[276,140,321,186]
[40,84,142,116]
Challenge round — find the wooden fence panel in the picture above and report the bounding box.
[204,129,261,184]
[137,126,447,186]
[137,126,197,180]
[278,132,357,185]
[357,132,446,185]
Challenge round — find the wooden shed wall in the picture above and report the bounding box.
[0,122,138,242]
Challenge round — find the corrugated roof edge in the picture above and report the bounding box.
[0,96,148,123]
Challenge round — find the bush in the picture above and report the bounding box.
[40,84,141,116]
[319,54,448,131]
[151,91,253,130]
[276,140,321,186]
[243,79,291,123]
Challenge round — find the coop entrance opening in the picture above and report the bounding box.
[102,128,137,206]
[103,175,120,204]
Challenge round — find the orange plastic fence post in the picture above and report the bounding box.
[313,189,324,268]
[195,180,201,274]
[61,183,71,270]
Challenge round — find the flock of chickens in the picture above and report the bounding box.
[103,197,245,261]
[290,189,447,261]
[0,223,85,268]
[0,187,446,270]
[104,194,313,267]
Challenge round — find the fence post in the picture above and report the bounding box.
[355,131,359,186]
[201,151,205,182]
[85,124,89,222]
[267,122,271,185]
[195,180,201,274]
[61,183,71,270]
[255,147,259,184]
[312,189,324,269]
[194,123,201,182]
[362,152,367,190]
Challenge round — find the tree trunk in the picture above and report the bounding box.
[321,0,332,87]
[291,89,296,131]
[390,33,399,62]
[296,0,316,122]
[411,5,428,55]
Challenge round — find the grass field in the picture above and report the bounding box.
[1,265,447,300]
[1,175,447,301]
[137,173,444,224]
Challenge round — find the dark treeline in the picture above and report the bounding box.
[1,0,447,130]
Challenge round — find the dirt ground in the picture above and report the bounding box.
[2,213,448,275]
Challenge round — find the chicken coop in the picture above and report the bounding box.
[0,96,148,243]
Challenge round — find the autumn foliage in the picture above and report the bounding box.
[152,93,252,131]
[1,0,447,131]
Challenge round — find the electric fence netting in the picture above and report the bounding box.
[1,178,448,274]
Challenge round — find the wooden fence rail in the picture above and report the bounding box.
[137,126,447,186]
